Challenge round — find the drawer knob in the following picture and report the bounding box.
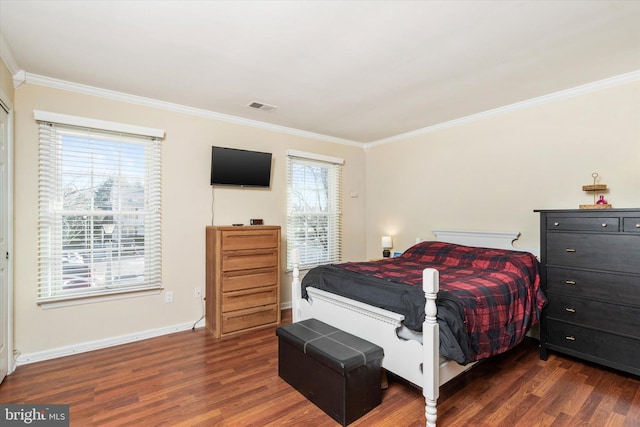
[565,336,576,341]
[636,223,640,228]
[565,280,576,285]
[565,307,576,313]
[601,223,607,227]
[554,222,560,226]
[565,248,576,253]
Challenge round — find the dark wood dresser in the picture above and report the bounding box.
[535,209,640,375]
[205,225,281,339]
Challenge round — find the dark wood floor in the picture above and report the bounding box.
[1,310,639,426]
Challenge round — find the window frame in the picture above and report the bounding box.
[286,149,343,271]
[35,110,164,305]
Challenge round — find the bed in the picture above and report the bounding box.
[290,229,546,427]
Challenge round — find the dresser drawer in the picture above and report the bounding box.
[623,217,640,233]
[546,216,619,232]
[545,319,639,374]
[546,267,640,306]
[222,268,278,292]
[546,293,640,338]
[221,229,279,250]
[222,249,278,272]
[222,305,278,334]
[546,233,640,274]
[222,286,277,312]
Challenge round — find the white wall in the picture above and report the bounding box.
[13,83,367,358]
[365,80,640,257]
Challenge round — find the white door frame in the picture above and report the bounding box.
[0,93,14,379]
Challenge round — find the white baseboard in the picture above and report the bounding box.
[15,320,204,366]
[280,301,292,310]
[14,303,294,367]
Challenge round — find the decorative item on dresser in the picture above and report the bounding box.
[535,209,640,375]
[580,172,612,209]
[205,225,281,338]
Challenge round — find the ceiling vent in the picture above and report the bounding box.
[248,101,277,112]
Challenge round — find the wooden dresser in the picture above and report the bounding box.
[535,209,640,375]
[205,225,281,338]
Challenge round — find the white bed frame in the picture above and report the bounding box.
[291,229,522,427]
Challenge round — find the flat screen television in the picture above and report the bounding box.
[210,146,272,188]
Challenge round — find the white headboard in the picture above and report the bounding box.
[432,229,520,250]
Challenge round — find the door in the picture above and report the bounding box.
[0,99,10,383]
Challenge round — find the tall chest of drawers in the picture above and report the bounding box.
[206,225,281,339]
[535,209,640,375]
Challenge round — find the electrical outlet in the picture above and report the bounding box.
[165,291,173,303]
[194,287,202,299]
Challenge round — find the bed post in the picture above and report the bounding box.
[291,248,301,322]
[423,267,439,427]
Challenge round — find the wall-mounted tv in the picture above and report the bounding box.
[210,146,272,188]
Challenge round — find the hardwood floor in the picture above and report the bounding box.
[1,310,639,426]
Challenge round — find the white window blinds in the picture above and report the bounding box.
[286,150,343,270]
[36,111,163,303]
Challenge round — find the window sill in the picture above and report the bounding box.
[38,287,163,309]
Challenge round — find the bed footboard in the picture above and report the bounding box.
[291,249,443,425]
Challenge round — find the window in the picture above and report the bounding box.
[35,111,164,304]
[286,150,343,270]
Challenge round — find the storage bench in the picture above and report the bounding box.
[276,318,384,426]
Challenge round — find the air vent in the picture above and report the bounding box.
[248,101,277,112]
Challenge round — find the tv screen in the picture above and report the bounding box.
[210,146,272,187]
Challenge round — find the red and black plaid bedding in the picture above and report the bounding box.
[301,241,546,364]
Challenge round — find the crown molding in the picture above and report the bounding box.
[19,72,363,148]
[365,70,640,149]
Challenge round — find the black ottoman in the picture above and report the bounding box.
[276,318,384,426]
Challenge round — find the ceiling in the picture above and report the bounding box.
[1,1,639,144]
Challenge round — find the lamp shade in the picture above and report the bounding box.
[381,236,392,249]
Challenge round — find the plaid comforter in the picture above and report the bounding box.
[302,241,546,363]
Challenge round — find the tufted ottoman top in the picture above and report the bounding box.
[276,318,384,373]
